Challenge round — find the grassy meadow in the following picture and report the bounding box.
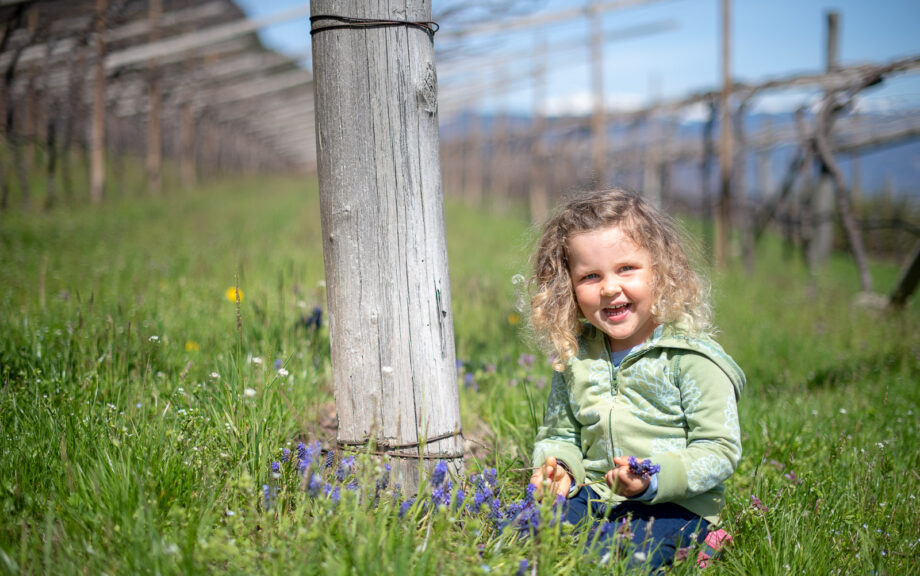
[1,175,919,575]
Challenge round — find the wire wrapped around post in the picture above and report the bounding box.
[336,429,464,461]
[310,15,438,38]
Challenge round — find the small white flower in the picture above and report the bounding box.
[633,551,647,562]
[226,510,235,516]
[839,408,848,414]
[149,335,159,343]
[277,368,289,377]
[244,388,257,397]
[811,410,818,416]
[210,372,220,379]
[252,356,263,365]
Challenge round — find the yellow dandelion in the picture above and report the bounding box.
[185,340,201,352]
[507,312,521,326]
[225,287,243,302]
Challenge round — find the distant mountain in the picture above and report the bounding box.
[439,110,920,199]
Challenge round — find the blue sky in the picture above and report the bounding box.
[235,0,920,117]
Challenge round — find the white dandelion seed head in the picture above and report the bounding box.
[244,388,257,397]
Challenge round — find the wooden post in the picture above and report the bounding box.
[311,0,463,493]
[146,0,163,195]
[90,0,107,204]
[589,1,606,186]
[701,98,716,262]
[643,113,661,208]
[715,0,732,267]
[888,241,920,309]
[179,100,197,188]
[808,11,839,269]
[466,109,483,207]
[849,111,862,203]
[491,103,509,212]
[529,35,549,224]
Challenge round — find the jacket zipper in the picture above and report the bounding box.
[604,337,617,468]
[604,338,649,469]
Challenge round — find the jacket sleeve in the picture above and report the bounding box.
[531,369,586,486]
[650,352,742,503]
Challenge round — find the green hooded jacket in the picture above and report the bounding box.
[531,323,745,526]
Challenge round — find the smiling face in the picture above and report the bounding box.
[567,225,658,352]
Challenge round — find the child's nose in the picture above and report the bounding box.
[600,282,620,297]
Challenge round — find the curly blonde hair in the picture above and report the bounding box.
[529,189,712,371]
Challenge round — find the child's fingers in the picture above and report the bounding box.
[554,474,572,496]
[612,455,630,468]
[604,468,619,487]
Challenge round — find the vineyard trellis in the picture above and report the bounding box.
[2,1,919,299]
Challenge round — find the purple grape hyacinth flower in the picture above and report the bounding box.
[307,473,323,497]
[336,455,355,482]
[628,456,661,479]
[431,460,448,487]
[399,498,415,519]
[453,489,466,511]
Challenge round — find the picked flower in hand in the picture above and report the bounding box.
[628,456,661,479]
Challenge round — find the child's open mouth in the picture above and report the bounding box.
[603,303,631,320]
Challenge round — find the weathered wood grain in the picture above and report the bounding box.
[312,0,462,493]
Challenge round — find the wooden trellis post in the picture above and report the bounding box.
[90,0,107,204]
[146,0,162,195]
[715,0,732,268]
[311,0,463,493]
[589,1,606,186]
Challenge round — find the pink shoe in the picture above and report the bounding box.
[696,529,733,568]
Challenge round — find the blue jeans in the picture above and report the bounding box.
[563,486,708,571]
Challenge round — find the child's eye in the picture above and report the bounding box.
[618,265,636,273]
[582,273,600,281]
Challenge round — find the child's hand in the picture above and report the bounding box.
[605,456,651,498]
[529,456,572,500]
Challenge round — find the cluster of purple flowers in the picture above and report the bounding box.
[266,442,564,543]
[264,441,352,512]
[627,456,661,479]
[299,306,323,331]
[750,495,768,512]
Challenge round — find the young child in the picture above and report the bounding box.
[526,189,744,570]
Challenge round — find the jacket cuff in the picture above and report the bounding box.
[649,453,687,503]
[532,441,586,486]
